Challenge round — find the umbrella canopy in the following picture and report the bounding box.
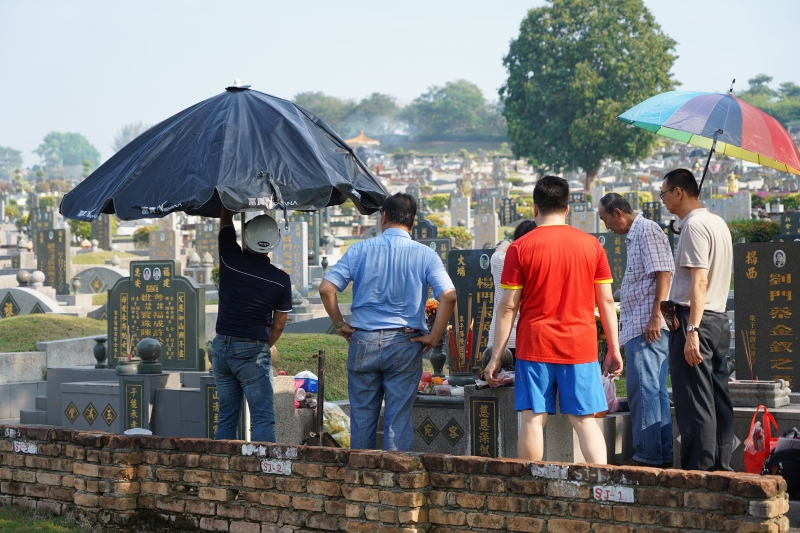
[618,90,800,176]
[60,85,389,221]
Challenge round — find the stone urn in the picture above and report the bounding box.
[72,277,82,295]
[429,341,447,377]
[115,356,139,375]
[93,338,108,368]
[321,256,329,272]
[137,338,163,374]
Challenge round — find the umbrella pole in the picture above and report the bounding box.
[697,129,722,194]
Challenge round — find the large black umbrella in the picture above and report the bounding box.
[59,84,389,222]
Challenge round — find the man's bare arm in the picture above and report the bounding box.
[645,271,672,343]
[319,279,355,341]
[485,288,521,385]
[596,283,622,376]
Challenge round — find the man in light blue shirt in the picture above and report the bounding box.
[319,193,456,451]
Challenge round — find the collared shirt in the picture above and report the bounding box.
[619,215,674,345]
[324,228,454,332]
[667,208,732,313]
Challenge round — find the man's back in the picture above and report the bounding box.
[501,225,612,364]
[325,228,451,332]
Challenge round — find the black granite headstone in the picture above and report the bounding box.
[30,207,55,246]
[658,222,678,254]
[779,213,800,236]
[91,215,113,251]
[195,218,220,265]
[569,192,586,204]
[591,233,627,295]
[107,260,205,370]
[470,397,498,458]
[642,202,662,223]
[448,249,494,369]
[417,238,452,266]
[289,211,321,266]
[411,217,437,240]
[734,242,800,387]
[499,198,517,226]
[624,192,639,211]
[36,229,71,295]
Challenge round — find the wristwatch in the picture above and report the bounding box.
[333,320,346,329]
[686,324,701,334]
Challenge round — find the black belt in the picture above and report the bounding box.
[370,327,418,333]
[223,335,268,344]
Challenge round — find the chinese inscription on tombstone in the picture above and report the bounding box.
[91,214,113,251]
[591,233,627,295]
[36,229,71,295]
[411,216,437,241]
[107,260,205,370]
[289,211,320,266]
[780,213,800,236]
[642,202,662,223]
[450,196,471,230]
[30,207,55,246]
[275,221,308,290]
[499,198,517,226]
[149,230,180,262]
[473,213,498,249]
[569,192,586,205]
[470,397,498,458]
[569,206,599,234]
[417,238,452,266]
[195,218,220,265]
[734,242,799,387]
[448,249,494,366]
[124,383,143,431]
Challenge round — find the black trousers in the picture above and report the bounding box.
[669,307,734,471]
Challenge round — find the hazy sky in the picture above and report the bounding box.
[1,0,798,167]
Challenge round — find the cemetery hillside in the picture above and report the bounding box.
[1,1,799,531]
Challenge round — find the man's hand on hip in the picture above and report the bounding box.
[645,314,663,343]
[337,323,355,342]
[410,333,439,354]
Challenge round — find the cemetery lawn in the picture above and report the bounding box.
[92,293,107,305]
[0,504,87,532]
[72,250,138,264]
[276,334,350,401]
[0,315,107,353]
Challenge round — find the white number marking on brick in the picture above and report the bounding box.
[261,459,292,476]
[593,485,634,503]
[531,464,569,480]
[4,428,20,438]
[13,441,37,454]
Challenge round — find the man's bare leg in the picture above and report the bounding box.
[569,414,607,464]
[518,411,547,460]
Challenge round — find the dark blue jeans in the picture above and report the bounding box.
[347,330,423,451]
[211,335,275,443]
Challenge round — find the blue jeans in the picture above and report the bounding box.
[347,330,423,451]
[625,332,673,465]
[211,335,275,443]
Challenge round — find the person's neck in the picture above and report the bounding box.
[675,199,703,219]
[383,223,411,232]
[535,213,567,226]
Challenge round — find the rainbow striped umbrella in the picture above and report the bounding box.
[618,90,800,178]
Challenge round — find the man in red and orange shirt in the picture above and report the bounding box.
[485,176,623,463]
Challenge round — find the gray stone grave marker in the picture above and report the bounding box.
[36,229,71,295]
[450,196,471,230]
[499,198,517,226]
[149,229,180,261]
[448,249,494,367]
[473,212,498,249]
[417,238,452,266]
[195,218,220,265]
[107,260,205,370]
[475,197,496,216]
[569,205,599,233]
[591,233,627,295]
[289,211,320,266]
[734,242,800,388]
[275,221,308,290]
[411,216,437,241]
[91,214,113,251]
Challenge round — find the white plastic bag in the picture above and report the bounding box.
[601,375,620,413]
[321,403,351,448]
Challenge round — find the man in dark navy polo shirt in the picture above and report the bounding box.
[211,206,292,443]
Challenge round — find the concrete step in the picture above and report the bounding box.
[788,500,800,528]
[35,395,47,411]
[19,409,47,425]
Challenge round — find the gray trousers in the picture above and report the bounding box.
[669,306,734,471]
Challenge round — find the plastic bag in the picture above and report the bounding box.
[321,403,351,448]
[601,375,620,413]
[294,371,319,409]
[744,405,779,474]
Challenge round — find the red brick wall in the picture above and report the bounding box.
[0,425,790,532]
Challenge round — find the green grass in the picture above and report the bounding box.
[0,315,107,353]
[72,250,138,265]
[274,333,350,401]
[0,505,89,532]
[91,293,107,306]
[337,285,353,304]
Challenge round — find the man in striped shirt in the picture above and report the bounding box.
[599,193,674,468]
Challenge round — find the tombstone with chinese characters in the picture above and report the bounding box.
[35,229,71,295]
[417,238,452,266]
[289,211,321,266]
[30,207,56,247]
[411,216,437,241]
[91,214,114,251]
[407,184,421,203]
[194,218,220,266]
[569,192,586,205]
[473,212,498,249]
[591,233,627,295]
[642,202,662,223]
[499,198,517,226]
[624,192,640,211]
[149,229,180,262]
[275,220,308,292]
[780,213,800,237]
[569,204,599,234]
[450,196,471,231]
[106,260,205,371]
[734,243,800,388]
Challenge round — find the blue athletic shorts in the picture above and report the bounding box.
[515,359,607,416]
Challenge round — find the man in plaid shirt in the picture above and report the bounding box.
[599,193,674,467]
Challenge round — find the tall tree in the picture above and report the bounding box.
[342,93,400,136]
[0,145,23,181]
[292,92,356,134]
[33,132,100,170]
[112,121,151,152]
[500,0,677,190]
[401,80,488,136]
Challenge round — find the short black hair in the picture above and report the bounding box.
[382,193,416,229]
[599,193,634,215]
[533,175,569,215]
[512,219,536,241]
[663,168,699,198]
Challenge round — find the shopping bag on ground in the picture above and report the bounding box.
[744,405,780,474]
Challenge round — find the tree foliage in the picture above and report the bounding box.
[437,226,472,248]
[738,74,800,128]
[34,132,100,169]
[500,0,677,190]
[68,219,92,241]
[0,146,23,181]
[727,219,780,243]
[112,122,152,153]
[293,92,356,134]
[427,193,451,212]
[342,93,401,136]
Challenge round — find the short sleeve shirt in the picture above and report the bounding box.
[216,225,293,341]
[500,225,612,364]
